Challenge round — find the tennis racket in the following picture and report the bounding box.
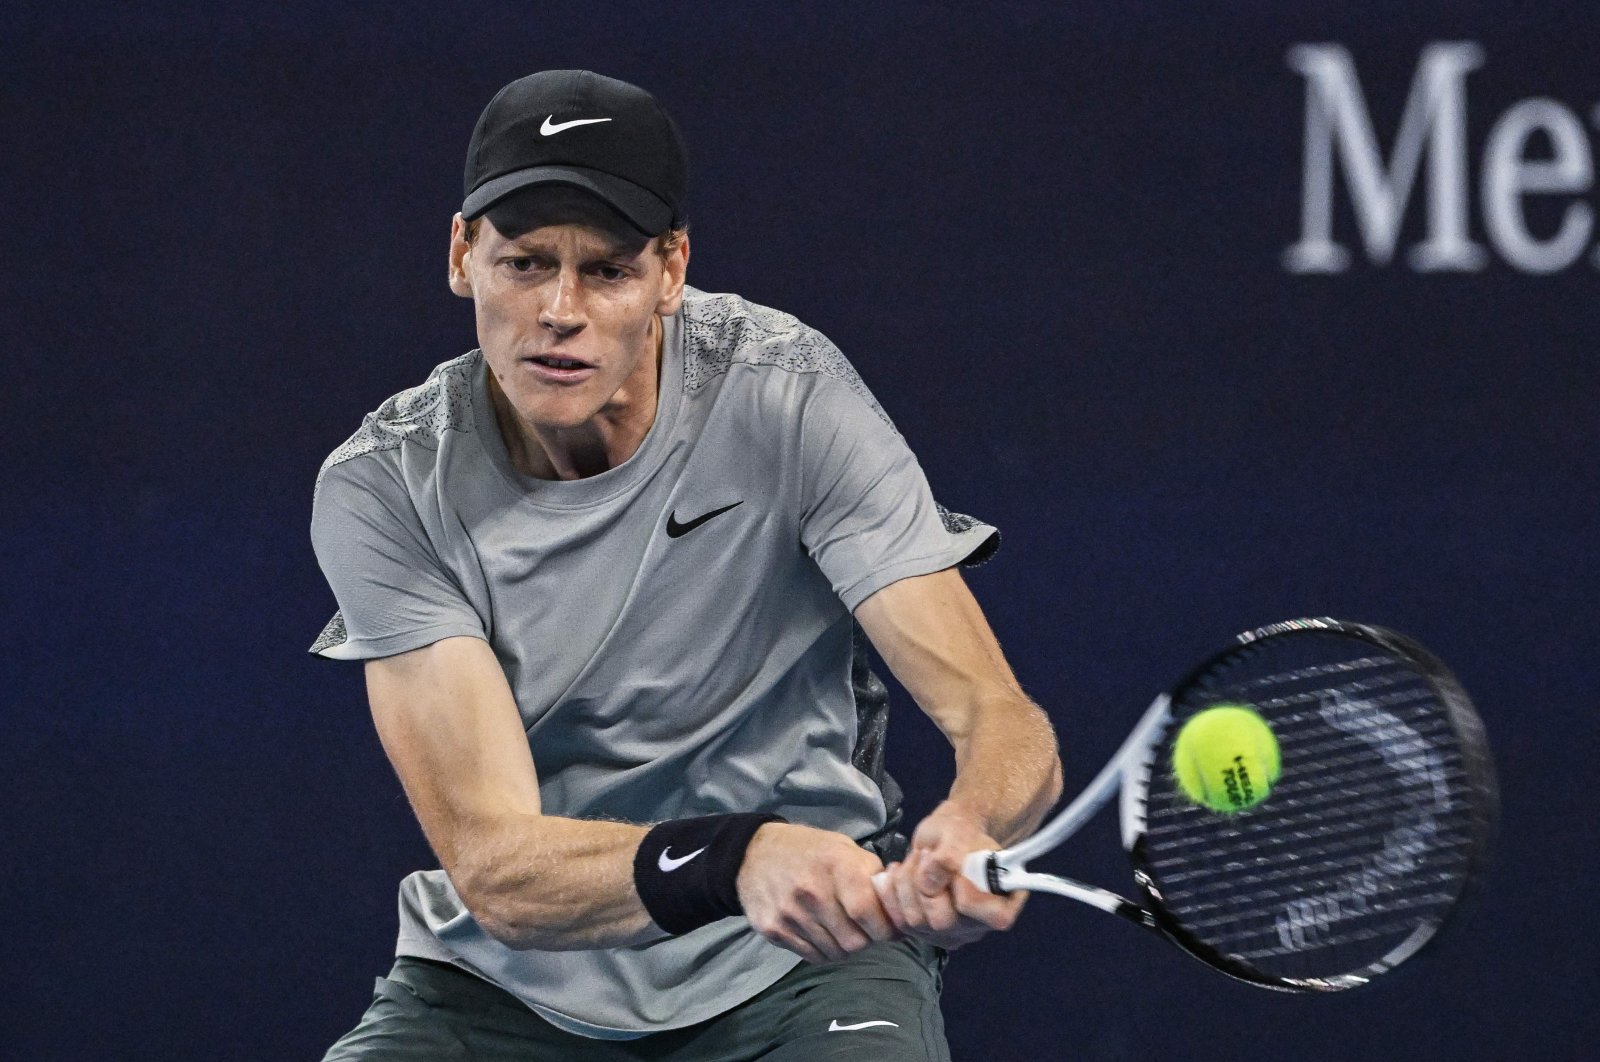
[964,617,1497,992]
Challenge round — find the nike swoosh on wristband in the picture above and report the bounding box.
[541,115,613,135]
[657,846,707,872]
[828,1020,900,1032]
[666,500,744,538]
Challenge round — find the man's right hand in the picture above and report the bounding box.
[735,822,898,963]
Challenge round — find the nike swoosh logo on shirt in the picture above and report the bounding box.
[657,846,707,872]
[829,1020,900,1032]
[541,115,613,135]
[666,501,744,538]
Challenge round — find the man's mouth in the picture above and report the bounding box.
[523,354,596,381]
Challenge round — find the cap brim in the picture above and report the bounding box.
[461,166,673,235]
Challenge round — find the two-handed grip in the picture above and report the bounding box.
[871,849,1005,897]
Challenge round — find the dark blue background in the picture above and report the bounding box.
[7,3,1595,1058]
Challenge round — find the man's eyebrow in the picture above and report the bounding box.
[504,234,646,259]
[587,238,650,260]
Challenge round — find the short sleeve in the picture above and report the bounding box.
[799,376,998,612]
[308,457,486,661]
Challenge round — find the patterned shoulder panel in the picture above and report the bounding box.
[310,611,347,656]
[681,289,893,429]
[937,503,1000,567]
[313,352,480,501]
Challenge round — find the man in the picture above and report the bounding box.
[311,69,1062,1060]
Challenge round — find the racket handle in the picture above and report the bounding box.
[872,852,1004,896]
[963,850,1003,893]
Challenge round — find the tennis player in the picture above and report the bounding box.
[311,69,1063,1060]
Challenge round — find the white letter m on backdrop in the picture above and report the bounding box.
[1285,42,1487,273]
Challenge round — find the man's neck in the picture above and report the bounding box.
[491,316,665,482]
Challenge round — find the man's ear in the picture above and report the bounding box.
[655,233,691,317]
[448,213,474,298]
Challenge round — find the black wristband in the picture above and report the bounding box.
[633,813,786,935]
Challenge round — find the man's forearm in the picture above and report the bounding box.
[851,568,1063,848]
[944,694,1063,845]
[456,814,661,951]
[458,814,899,965]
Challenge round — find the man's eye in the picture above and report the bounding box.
[596,265,626,281]
[507,258,535,272]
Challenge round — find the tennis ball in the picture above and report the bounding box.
[1171,704,1281,813]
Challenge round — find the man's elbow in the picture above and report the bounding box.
[476,914,553,952]
[453,864,556,951]
[462,888,531,950]
[459,883,565,951]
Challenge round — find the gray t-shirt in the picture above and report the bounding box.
[308,287,998,1038]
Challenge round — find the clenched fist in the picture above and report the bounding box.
[736,821,898,963]
[872,800,1027,950]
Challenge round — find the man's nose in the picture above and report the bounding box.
[540,270,586,337]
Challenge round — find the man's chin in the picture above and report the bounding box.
[514,408,586,433]
[508,391,603,432]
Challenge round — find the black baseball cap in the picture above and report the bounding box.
[462,70,687,236]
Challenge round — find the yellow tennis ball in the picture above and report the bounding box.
[1171,704,1281,813]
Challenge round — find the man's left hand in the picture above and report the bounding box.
[872,800,1027,950]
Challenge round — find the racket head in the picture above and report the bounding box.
[1121,618,1498,992]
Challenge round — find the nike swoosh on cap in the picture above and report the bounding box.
[657,846,707,872]
[541,115,613,135]
[828,1020,900,1032]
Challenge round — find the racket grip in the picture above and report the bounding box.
[962,850,1001,893]
[872,854,1002,894]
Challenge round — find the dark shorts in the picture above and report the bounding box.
[322,939,951,1061]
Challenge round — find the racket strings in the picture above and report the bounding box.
[1172,877,1467,938]
[1151,807,1475,891]
[1162,873,1475,941]
[1147,750,1474,857]
[1168,872,1471,934]
[1246,667,1434,715]
[1230,654,1400,692]
[1135,635,1488,984]
[1149,731,1469,843]
[1148,699,1469,862]
[1148,804,1476,912]
[1229,892,1465,960]
[1151,815,1477,886]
